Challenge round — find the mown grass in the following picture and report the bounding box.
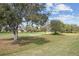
[0,32,47,39]
[0,32,79,56]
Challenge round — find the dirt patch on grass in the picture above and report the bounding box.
[0,36,49,55]
[0,39,18,48]
[0,39,21,55]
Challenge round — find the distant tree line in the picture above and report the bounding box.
[1,19,79,34]
[50,20,79,34]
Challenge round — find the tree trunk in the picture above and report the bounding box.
[31,22,34,28]
[13,30,18,42]
[54,30,57,34]
[27,21,29,26]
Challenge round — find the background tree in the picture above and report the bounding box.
[50,20,64,34]
[63,24,79,33]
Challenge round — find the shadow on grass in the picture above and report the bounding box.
[18,36,50,46]
[0,36,50,56]
[1,36,50,46]
[50,33,63,35]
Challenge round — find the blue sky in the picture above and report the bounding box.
[46,3,79,25]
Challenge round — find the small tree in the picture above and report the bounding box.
[50,20,64,34]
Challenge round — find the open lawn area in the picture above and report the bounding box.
[0,32,79,56]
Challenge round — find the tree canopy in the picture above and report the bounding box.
[50,20,64,34]
[0,3,48,42]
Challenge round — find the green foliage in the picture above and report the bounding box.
[50,19,79,33]
[0,3,48,40]
[63,24,79,33]
[50,20,64,34]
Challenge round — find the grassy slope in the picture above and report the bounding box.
[0,32,79,56]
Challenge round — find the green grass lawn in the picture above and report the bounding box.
[0,32,47,39]
[0,32,79,56]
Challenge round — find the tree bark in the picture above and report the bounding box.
[27,21,29,26]
[13,30,18,42]
[54,30,57,34]
[31,22,33,27]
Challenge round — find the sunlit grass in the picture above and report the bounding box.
[0,32,79,56]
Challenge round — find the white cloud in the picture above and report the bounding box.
[46,3,53,7]
[49,15,79,26]
[46,3,73,15]
[50,15,74,22]
[46,3,53,11]
[46,4,79,25]
[49,14,79,25]
[58,15,74,20]
[54,4,73,12]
